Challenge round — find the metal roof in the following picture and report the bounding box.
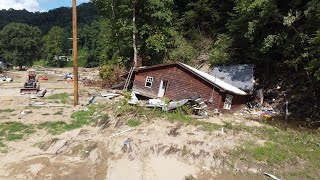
[211,64,254,92]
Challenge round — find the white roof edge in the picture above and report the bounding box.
[179,63,247,95]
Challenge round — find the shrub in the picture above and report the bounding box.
[99,64,114,80]
[127,119,141,127]
[169,35,195,63]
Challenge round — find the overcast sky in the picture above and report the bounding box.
[0,0,90,12]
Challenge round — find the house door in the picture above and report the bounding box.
[158,80,168,97]
[223,94,233,110]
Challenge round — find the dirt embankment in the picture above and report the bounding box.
[1,119,266,180]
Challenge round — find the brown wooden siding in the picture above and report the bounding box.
[132,64,246,110]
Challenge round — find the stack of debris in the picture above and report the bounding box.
[0,75,13,82]
[235,98,278,118]
[128,92,208,115]
[236,106,277,118]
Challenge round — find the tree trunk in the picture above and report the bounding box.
[133,3,138,68]
[111,0,120,53]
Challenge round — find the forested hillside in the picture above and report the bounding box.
[0,3,99,34]
[0,1,319,121]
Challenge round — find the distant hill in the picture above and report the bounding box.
[0,2,99,34]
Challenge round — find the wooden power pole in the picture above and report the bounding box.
[72,0,79,106]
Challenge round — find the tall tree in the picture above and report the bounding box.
[43,26,67,66]
[78,19,113,67]
[93,0,175,66]
[0,22,42,68]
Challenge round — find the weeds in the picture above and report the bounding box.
[231,126,320,179]
[38,105,98,135]
[38,121,68,135]
[182,145,191,156]
[0,122,35,141]
[114,102,222,131]
[0,108,15,113]
[184,175,195,180]
[127,119,141,127]
[0,140,7,153]
[46,93,70,103]
[166,112,221,131]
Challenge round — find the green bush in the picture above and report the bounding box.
[46,93,70,103]
[127,119,141,127]
[169,35,195,63]
[99,64,114,80]
[0,108,15,113]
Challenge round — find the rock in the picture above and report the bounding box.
[47,139,67,154]
[24,109,33,114]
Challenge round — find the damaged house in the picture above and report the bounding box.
[130,62,249,110]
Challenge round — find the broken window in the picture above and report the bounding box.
[223,94,233,110]
[145,76,153,88]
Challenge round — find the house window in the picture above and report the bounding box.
[145,76,153,88]
[223,94,233,110]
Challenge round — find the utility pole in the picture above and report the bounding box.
[72,0,79,106]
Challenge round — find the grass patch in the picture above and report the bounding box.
[231,125,320,179]
[127,119,141,127]
[66,48,87,67]
[0,122,35,142]
[0,141,7,153]
[33,59,48,67]
[38,121,68,135]
[46,93,70,104]
[0,108,15,113]
[38,105,98,135]
[114,101,222,131]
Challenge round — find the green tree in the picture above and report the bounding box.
[0,22,42,68]
[209,33,233,65]
[93,0,175,66]
[78,19,114,67]
[168,34,195,63]
[304,31,320,80]
[43,26,67,67]
[175,0,233,38]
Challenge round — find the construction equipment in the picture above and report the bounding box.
[20,69,40,94]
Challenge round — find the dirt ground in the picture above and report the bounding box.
[0,68,269,180]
